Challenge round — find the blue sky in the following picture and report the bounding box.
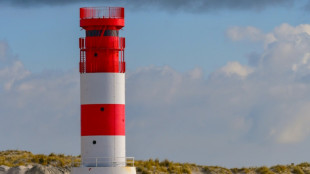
[2,0,308,73]
[1,0,310,168]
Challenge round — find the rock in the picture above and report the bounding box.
[0,166,10,174]
[25,165,70,174]
[7,166,32,174]
[0,165,71,174]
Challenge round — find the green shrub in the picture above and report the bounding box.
[298,162,310,168]
[144,162,152,170]
[256,166,274,174]
[141,168,151,174]
[204,166,232,174]
[230,168,241,173]
[160,159,172,167]
[136,166,143,172]
[0,150,77,167]
[230,167,251,173]
[182,166,191,174]
[292,166,305,174]
[48,153,56,157]
[270,165,289,173]
[154,158,159,164]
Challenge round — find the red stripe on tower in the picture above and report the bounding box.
[81,104,125,136]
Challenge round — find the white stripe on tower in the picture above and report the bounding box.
[80,73,125,105]
[81,136,125,167]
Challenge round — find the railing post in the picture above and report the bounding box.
[109,7,111,18]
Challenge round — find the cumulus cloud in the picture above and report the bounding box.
[227,26,276,47]
[223,24,310,145]
[1,0,295,13]
[215,61,253,78]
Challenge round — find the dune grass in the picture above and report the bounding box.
[1,150,310,174]
[0,150,79,167]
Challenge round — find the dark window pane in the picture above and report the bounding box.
[86,30,102,37]
[104,30,119,36]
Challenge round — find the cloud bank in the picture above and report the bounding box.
[0,41,80,154]
[2,23,310,167]
[2,0,294,12]
[126,24,310,166]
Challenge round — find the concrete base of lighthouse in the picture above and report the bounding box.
[71,167,136,174]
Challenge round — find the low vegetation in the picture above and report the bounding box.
[0,150,80,167]
[1,150,310,174]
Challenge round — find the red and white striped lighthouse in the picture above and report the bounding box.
[72,7,136,174]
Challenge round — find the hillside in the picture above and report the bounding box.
[0,150,310,174]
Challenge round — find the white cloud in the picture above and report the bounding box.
[216,61,253,78]
[275,103,310,144]
[0,61,30,91]
[226,26,277,48]
[227,26,265,42]
[224,24,310,145]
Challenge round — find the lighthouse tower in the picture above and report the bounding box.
[72,7,136,174]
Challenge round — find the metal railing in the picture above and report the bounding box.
[79,37,126,73]
[80,7,124,19]
[79,37,125,50]
[72,157,135,167]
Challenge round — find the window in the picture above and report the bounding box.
[104,30,119,36]
[86,30,102,37]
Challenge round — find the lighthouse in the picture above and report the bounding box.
[71,7,136,174]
